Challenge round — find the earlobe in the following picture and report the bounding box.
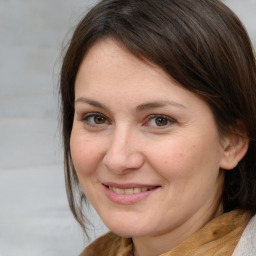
[219,132,249,170]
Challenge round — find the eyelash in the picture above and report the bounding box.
[144,114,175,128]
[80,113,176,129]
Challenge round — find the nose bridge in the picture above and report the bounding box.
[111,124,130,152]
[103,124,144,173]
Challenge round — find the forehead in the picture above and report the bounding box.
[76,39,179,96]
[76,39,165,85]
[75,39,212,114]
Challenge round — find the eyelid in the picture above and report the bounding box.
[81,112,105,120]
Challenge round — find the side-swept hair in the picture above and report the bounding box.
[60,0,256,232]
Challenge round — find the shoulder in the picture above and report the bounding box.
[80,232,133,256]
[232,214,256,256]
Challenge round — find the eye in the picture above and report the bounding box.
[145,115,175,128]
[82,113,108,126]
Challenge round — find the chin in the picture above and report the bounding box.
[108,227,148,238]
[95,203,160,238]
[102,216,152,238]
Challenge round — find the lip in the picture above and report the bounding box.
[104,182,158,189]
[103,183,160,205]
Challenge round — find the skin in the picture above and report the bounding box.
[70,39,245,256]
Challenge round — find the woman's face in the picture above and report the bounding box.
[70,39,226,241]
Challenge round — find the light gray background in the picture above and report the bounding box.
[0,0,255,255]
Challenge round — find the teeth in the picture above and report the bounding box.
[125,188,134,195]
[109,186,151,194]
[113,188,124,194]
[134,188,141,194]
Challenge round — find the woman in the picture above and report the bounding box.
[60,0,256,255]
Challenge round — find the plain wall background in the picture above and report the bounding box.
[0,0,255,255]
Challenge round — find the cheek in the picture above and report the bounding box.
[148,141,194,177]
[70,129,104,176]
[149,139,223,211]
[147,136,220,183]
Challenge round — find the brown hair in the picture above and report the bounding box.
[60,0,256,232]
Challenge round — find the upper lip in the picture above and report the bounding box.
[103,182,160,189]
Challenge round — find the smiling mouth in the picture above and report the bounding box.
[105,185,158,195]
[103,184,160,204]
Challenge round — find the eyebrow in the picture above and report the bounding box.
[135,100,186,112]
[75,97,110,111]
[75,97,186,112]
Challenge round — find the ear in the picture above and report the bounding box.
[219,129,249,170]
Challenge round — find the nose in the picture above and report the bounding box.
[102,126,145,174]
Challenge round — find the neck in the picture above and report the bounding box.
[133,202,224,256]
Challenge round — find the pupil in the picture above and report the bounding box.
[156,117,167,126]
[94,116,105,124]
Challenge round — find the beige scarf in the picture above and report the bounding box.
[81,210,250,256]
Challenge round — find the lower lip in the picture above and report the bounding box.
[104,186,159,205]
